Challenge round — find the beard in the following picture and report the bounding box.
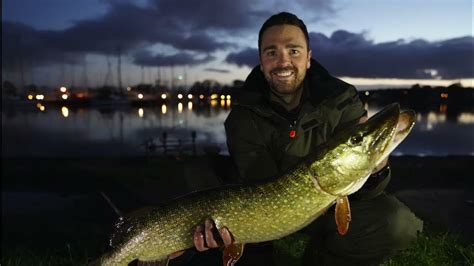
[265,66,305,95]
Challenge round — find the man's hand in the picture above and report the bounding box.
[170,218,233,260]
[359,116,389,174]
[194,219,233,251]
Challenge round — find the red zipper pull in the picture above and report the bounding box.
[289,130,296,139]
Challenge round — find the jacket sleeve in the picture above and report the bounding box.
[224,107,279,183]
[335,86,391,199]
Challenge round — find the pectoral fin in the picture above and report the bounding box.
[335,196,351,235]
[223,243,245,266]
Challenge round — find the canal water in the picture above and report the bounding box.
[2,100,473,157]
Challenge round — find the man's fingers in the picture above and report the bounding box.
[194,219,232,252]
[194,226,209,251]
[219,227,233,247]
[204,219,219,248]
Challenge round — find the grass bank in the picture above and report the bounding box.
[2,228,473,265]
[2,155,473,265]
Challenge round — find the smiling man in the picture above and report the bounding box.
[174,12,422,266]
[259,23,311,108]
[224,12,422,265]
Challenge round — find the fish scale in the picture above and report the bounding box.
[101,164,335,265]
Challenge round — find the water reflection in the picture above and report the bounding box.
[458,113,474,124]
[61,106,69,118]
[1,102,473,157]
[416,113,423,122]
[356,103,473,155]
[36,103,45,112]
[439,104,447,114]
[426,112,446,131]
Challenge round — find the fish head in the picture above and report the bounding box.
[309,103,415,196]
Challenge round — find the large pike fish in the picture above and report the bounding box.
[94,103,415,266]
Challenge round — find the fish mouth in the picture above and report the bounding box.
[393,110,416,147]
[343,108,416,196]
[375,109,415,165]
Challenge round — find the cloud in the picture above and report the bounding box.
[148,0,335,31]
[6,0,471,80]
[310,31,474,79]
[224,30,474,79]
[225,48,259,68]
[171,33,235,52]
[150,0,267,31]
[2,0,337,69]
[2,1,247,68]
[2,22,83,66]
[43,2,234,54]
[133,49,215,66]
[204,68,231,73]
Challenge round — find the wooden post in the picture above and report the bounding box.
[191,131,197,156]
[162,131,168,155]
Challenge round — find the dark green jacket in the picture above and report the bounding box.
[225,59,390,198]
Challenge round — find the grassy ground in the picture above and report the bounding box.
[2,155,473,265]
[381,230,474,266]
[272,229,474,266]
[2,228,473,265]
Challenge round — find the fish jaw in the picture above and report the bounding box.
[377,109,415,165]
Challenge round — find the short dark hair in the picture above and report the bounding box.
[258,12,310,54]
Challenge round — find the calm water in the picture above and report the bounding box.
[2,100,473,157]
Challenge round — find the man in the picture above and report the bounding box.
[174,12,422,265]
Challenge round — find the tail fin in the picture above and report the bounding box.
[100,191,123,217]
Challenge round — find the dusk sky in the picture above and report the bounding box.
[2,0,473,89]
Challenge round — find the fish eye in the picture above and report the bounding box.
[349,134,363,145]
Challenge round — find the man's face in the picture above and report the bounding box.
[259,25,312,95]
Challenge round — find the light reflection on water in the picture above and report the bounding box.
[1,102,473,157]
[366,104,473,156]
[61,106,69,118]
[458,113,474,124]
